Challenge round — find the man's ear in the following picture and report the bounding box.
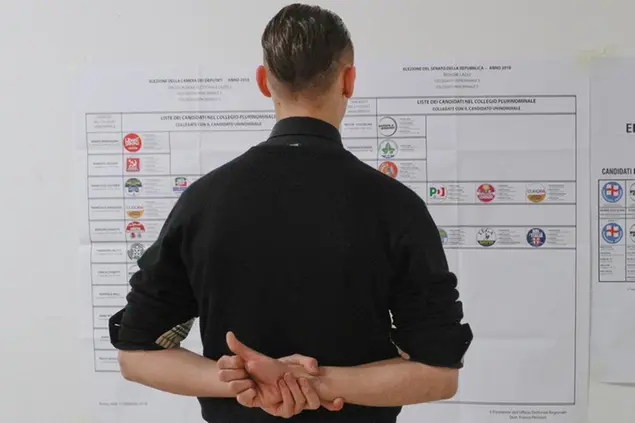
[256,65,272,98]
[343,65,356,99]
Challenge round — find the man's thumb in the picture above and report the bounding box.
[226,331,261,360]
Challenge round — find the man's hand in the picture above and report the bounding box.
[218,332,344,416]
[219,354,317,417]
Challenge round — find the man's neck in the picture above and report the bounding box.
[274,102,341,130]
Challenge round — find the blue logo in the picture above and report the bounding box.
[602,181,623,203]
[602,222,623,244]
[526,228,546,247]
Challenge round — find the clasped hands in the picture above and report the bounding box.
[217,332,344,418]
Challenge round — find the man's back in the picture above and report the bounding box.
[194,117,414,420]
[195,117,411,360]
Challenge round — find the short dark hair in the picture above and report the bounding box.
[261,3,354,95]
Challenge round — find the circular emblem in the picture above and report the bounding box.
[127,243,145,260]
[429,185,447,200]
[126,204,144,219]
[173,176,189,193]
[630,224,635,243]
[124,178,143,196]
[438,228,448,245]
[378,139,398,159]
[526,228,546,247]
[378,116,398,137]
[526,184,546,203]
[123,133,142,153]
[378,161,398,178]
[476,228,496,247]
[477,184,496,203]
[629,183,635,202]
[602,181,623,203]
[126,221,146,239]
[602,222,623,244]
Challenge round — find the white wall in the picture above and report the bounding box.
[0,0,633,421]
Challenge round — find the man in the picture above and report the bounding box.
[109,3,473,423]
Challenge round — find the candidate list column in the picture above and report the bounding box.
[421,95,578,405]
[340,98,378,166]
[86,113,128,372]
[598,179,628,282]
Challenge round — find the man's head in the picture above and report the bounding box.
[257,4,355,126]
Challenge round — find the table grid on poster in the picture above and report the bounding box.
[86,93,578,405]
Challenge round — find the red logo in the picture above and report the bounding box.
[126,221,146,239]
[123,133,142,152]
[378,161,398,178]
[126,158,140,172]
[476,183,495,203]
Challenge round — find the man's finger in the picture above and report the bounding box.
[279,354,319,375]
[321,397,345,411]
[217,355,245,370]
[283,373,306,414]
[228,379,254,394]
[298,378,320,410]
[276,379,295,418]
[226,331,264,362]
[275,379,295,419]
[218,368,249,382]
[236,388,258,408]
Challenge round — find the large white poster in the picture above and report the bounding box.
[77,60,590,423]
[590,57,635,384]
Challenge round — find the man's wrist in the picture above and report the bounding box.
[314,366,346,402]
[284,361,351,404]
